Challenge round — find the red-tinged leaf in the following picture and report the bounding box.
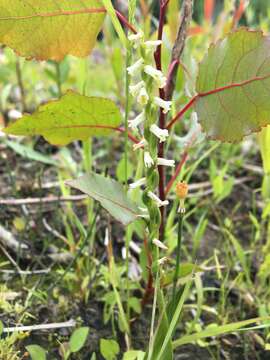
[3,91,122,146]
[195,28,270,142]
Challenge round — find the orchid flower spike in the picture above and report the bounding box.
[152,238,168,250]
[144,151,154,168]
[147,191,169,207]
[137,87,149,105]
[154,97,172,114]
[144,65,167,88]
[129,177,146,190]
[129,81,144,98]
[157,157,175,167]
[158,257,169,266]
[127,58,144,77]
[150,124,169,143]
[128,111,145,129]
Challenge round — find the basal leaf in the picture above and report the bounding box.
[69,327,89,353]
[0,0,106,61]
[100,339,120,360]
[26,345,47,360]
[66,172,139,226]
[3,91,122,146]
[195,28,270,142]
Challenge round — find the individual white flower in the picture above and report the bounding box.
[144,40,162,52]
[133,138,147,151]
[144,65,167,88]
[129,81,144,97]
[147,191,169,207]
[129,177,146,189]
[152,238,168,250]
[144,151,154,168]
[154,97,172,114]
[122,247,127,259]
[157,157,175,167]
[128,30,144,48]
[127,58,144,77]
[128,111,145,129]
[137,87,149,105]
[150,124,169,143]
[158,257,169,266]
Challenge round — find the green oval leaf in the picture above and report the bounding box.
[100,339,120,360]
[195,28,270,142]
[66,172,139,226]
[26,345,47,360]
[3,91,122,146]
[69,327,89,353]
[0,0,106,61]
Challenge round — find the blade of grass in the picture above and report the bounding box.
[173,317,270,348]
[102,0,128,48]
[155,276,193,360]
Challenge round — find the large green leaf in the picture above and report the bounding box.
[66,172,140,226]
[195,28,270,142]
[0,0,106,61]
[3,91,122,146]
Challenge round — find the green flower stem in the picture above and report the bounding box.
[172,210,184,304]
[124,0,137,326]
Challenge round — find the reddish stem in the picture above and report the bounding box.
[115,10,137,34]
[165,152,188,195]
[116,127,140,143]
[232,0,246,28]
[166,95,197,130]
[154,0,170,240]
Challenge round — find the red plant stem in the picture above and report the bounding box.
[116,127,140,143]
[154,0,170,240]
[166,73,270,130]
[232,0,246,28]
[166,95,197,130]
[115,10,137,34]
[165,152,188,195]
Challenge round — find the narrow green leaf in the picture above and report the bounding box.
[195,28,270,142]
[101,0,127,47]
[4,91,122,146]
[4,139,58,166]
[173,317,270,348]
[258,126,270,174]
[155,278,193,360]
[69,327,89,353]
[66,172,139,226]
[26,345,47,360]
